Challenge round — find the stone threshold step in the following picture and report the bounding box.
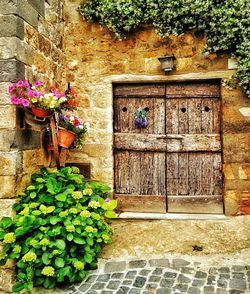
[117,212,227,220]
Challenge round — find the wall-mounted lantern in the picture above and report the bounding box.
[158,55,175,72]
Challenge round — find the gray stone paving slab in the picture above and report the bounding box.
[67,256,250,294]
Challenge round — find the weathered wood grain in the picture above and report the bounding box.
[188,98,202,134]
[115,194,166,213]
[178,99,189,134]
[166,153,179,196]
[114,150,130,194]
[113,83,165,97]
[178,153,189,195]
[166,81,220,98]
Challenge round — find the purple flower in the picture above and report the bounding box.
[60,114,67,121]
[134,117,148,128]
[105,198,111,203]
[8,84,15,93]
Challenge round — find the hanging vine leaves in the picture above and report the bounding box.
[79,0,250,98]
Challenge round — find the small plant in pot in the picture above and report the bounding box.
[0,166,117,292]
[9,80,78,118]
[58,113,90,148]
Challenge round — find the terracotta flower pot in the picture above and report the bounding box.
[31,107,52,118]
[58,128,76,148]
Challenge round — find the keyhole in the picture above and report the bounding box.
[122,107,127,112]
[144,107,149,112]
[204,106,210,112]
[181,107,186,113]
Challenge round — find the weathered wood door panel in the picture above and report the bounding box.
[114,84,166,213]
[113,81,223,214]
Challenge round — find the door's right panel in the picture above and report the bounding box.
[166,81,223,214]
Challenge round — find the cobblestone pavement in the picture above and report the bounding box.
[66,256,250,294]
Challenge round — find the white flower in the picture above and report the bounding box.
[84,122,90,132]
[59,96,67,102]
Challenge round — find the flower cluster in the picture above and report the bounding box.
[9,80,79,110]
[59,113,90,147]
[134,108,148,128]
[42,266,55,277]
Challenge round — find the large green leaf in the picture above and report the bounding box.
[12,281,25,292]
[42,252,51,265]
[67,233,73,241]
[29,192,37,199]
[43,277,56,289]
[104,211,116,218]
[55,257,65,268]
[38,194,54,204]
[46,177,62,195]
[17,272,26,280]
[73,237,86,245]
[87,237,94,246]
[24,281,33,292]
[55,193,67,202]
[55,239,66,250]
[58,266,71,278]
[49,216,60,225]
[84,253,93,263]
[26,267,34,280]
[0,217,13,229]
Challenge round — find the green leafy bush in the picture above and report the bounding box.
[79,0,250,98]
[0,167,117,292]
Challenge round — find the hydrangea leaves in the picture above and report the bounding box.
[0,166,116,292]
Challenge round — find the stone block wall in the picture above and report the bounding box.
[63,0,250,216]
[0,0,65,292]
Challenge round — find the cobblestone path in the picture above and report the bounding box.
[67,257,250,294]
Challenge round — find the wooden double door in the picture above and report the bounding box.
[113,81,223,214]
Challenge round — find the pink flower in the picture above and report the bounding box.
[17,80,23,87]
[105,198,111,203]
[23,80,30,88]
[27,90,33,97]
[33,91,40,98]
[34,81,44,87]
[8,84,15,93]
[10,95,20,105]
[20,98,30,107]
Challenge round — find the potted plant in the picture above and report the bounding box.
[0,166,117,292]
[58,113,90,148]
[8,80,78,118]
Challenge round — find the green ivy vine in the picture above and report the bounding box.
[80,0,250,98]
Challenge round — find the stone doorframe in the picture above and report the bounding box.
[93,70,234,216]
